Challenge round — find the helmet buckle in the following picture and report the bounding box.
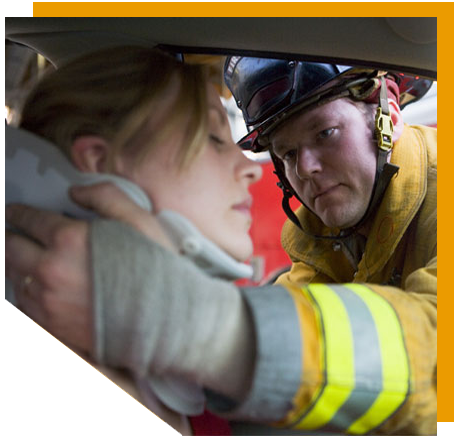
[375,107,393,151]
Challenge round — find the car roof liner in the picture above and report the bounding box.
[6,17,436,79]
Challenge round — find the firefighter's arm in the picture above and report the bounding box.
[366,256,437,435]
[90,219,256,403]
[244,257,436,435]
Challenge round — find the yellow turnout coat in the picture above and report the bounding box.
[274,125,437,435]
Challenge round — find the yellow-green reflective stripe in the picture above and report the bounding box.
[295,284,409,434]
[320,284,384,432]
[345,283,409,434]
[296,284,354,429]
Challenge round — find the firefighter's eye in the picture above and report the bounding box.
[282,149,296,162]
[318,128,335,139]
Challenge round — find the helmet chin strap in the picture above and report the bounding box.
[274,76,399,241]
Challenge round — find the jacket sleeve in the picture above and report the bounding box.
[207,257,436,435]
[224,242,433,436]
[89,220,436,435]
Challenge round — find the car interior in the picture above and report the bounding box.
[4,16,439,436]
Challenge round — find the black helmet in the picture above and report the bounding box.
[224,56,433,237]
[224,56,432,152]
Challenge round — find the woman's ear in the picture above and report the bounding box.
[389,100,405,143]
[71,136,111,173]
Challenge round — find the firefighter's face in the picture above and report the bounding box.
[270,99,377,229]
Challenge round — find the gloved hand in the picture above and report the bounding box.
[5,182,174,356]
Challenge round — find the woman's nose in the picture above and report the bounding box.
[238,152,263,184]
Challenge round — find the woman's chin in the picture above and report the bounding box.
[225,239,253,263]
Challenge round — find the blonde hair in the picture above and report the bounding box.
[20,46,209,170]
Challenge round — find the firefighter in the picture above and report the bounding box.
[5,56,436,435]
[223,57,437,434]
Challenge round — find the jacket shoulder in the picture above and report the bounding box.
[408,124,437,170]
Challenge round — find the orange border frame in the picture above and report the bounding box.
[26,2,459,434]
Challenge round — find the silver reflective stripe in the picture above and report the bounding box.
[210,285,303,422]
[321,284,383,432]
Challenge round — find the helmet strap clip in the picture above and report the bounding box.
[375,76,394,152]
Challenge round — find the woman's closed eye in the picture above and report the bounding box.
[210,134,227,150]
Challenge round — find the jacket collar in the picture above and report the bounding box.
[357,124,427,278]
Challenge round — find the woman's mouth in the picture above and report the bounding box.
[232,197,253,217]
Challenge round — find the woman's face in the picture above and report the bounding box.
[117,84,262,262]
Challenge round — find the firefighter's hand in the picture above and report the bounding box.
[5,204,93,354]
[5,183,173,355]
[68,183,174,251]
